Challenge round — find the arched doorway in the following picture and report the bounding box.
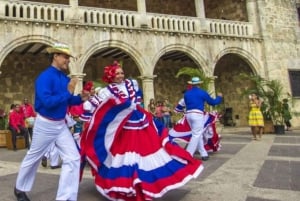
[214,53,255,126]
[0,42,49,110]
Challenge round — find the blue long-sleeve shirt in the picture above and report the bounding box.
[184,86,222,111]
[34,66,82,120]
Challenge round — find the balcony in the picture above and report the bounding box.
[0,0,254,38]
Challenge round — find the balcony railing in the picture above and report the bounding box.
[206,19,253,36]
[81,7,137,28]
[1,0,68,23]
[147,13,198,33]
[0,0,254,38]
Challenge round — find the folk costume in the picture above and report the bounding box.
[169,111,222,153]
[15,43,84,201]
[80,81,101,123]
[80,62,203,201]
[175,77,222,160]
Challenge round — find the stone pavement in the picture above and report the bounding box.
[0,127,300,201]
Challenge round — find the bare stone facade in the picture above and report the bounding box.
[0,0,299,127]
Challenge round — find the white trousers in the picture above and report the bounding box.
[44,143,60,166]
[185,111,208,157]
[16,114,80,201]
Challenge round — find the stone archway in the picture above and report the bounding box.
[79,40,148,76]
[81,48,142,86]
[152,45,208,113]
[0,36,56,110]
[214,53,256,126]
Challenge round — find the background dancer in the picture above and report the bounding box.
[175,77,222,161]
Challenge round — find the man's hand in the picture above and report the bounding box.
[68,78,78,94]
[217,92,223,97]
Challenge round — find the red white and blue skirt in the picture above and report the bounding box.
[80,99,203,201]
[169,112,222,153]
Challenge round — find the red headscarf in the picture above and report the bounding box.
[83,81,94,92]
[102,61,121,84]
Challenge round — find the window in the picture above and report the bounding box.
[288,70,300,97]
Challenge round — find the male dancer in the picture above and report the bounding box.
[178,77,222,161]
[14,43,89,201]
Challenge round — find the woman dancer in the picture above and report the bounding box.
[80,61,203,201]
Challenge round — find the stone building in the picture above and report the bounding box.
[0,0,299,127]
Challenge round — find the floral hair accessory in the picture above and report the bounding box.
[102,61,121,83]
[83,81,94,92]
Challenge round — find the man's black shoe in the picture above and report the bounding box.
[50,165,61,169]
[201,156,209,161]
[41,156,47,167]
[14,187,31,201]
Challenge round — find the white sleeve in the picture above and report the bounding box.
[97,87,113,101]
[131,79,139,91]
[178,98,185,107]
[83,101,93,111]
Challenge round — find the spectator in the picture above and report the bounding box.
[147,98,156,116]
[21,98,36,140]
[282,98,292,131]
[162,99,172,128]
[248,93,264,140]
[8,104,30,151]
[155,100,164,123]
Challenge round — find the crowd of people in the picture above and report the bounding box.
[8,42,293,201]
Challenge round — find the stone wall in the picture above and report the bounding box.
[258,0,300,126]
[0,53,49,111]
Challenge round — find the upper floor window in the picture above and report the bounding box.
[288,70,300,97]
[297,4,300,25]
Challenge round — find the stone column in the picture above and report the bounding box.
[139,75,156,109]
[195,0,205,18]
[246,0,260,36]
[137,0,148,28]
[69,0,81,23]
[194,0,207,32]
[137,0,146,13]
[69,0,78,7]
[69,73,86,95]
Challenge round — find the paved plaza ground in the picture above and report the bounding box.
[0,127,300,201]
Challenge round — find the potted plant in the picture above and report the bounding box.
[263,79,285,134]
[0,108,8,147]
[0,109,7,130]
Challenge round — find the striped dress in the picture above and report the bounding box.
[248,102,264,126]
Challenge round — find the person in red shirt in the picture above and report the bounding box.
[21,98,36,140]
[9,104,30,151]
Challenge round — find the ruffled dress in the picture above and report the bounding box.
[80,79,203,201]
[169,112,222,153]
[248,102,264,126]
